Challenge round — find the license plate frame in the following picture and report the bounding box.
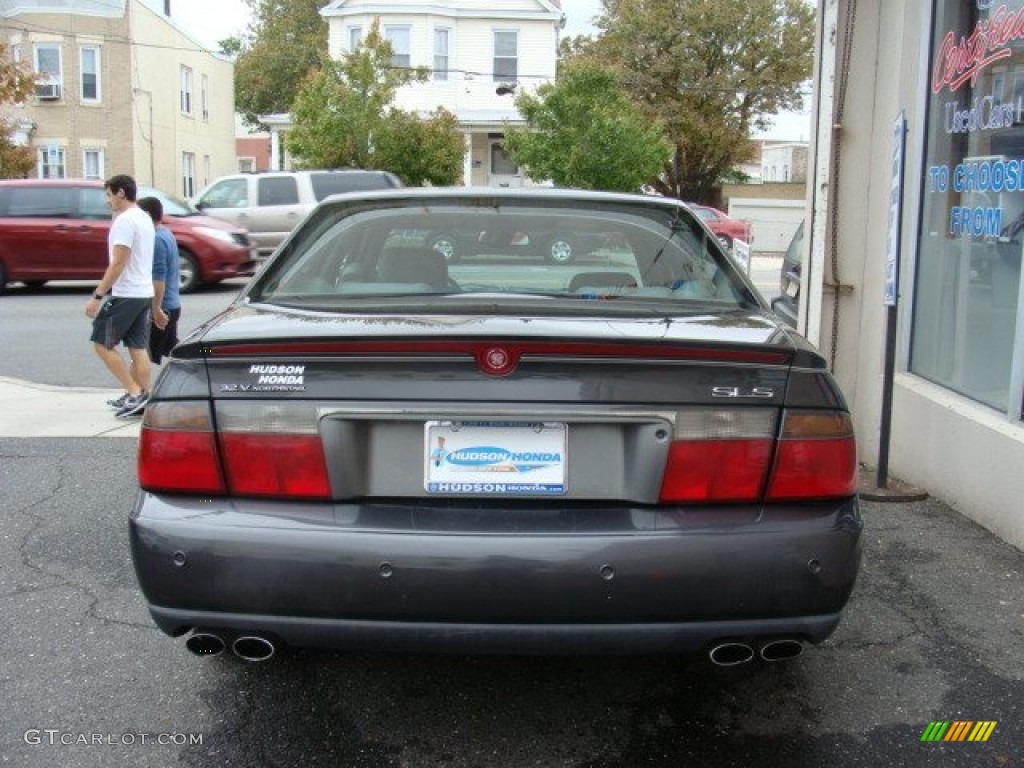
[424,420,567,495]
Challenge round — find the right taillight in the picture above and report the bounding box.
[765,410,857,500]
[658,407,857,504]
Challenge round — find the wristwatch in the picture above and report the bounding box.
[93,292,105,301]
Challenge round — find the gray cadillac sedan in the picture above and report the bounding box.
[130,188,862,665]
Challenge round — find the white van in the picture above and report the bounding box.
[193,169,402,258]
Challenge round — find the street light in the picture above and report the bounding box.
[495,83,517,96]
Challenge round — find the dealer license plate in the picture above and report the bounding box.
[424,421,567,495]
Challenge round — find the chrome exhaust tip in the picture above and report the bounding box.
[232,635,277,662]
[185,631,226,657]
[759,639,804,662]
[708,642,755,666]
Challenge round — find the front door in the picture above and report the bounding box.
[488,143,523,188]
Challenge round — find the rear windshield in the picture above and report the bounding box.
[310,172,399,201]
[248,195,759,313]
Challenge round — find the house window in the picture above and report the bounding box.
[913,0,1024,417]
[201,74,209,120]
[79,46,100,102]
[182,152,196,198]
[34,43,61,82]
[82,149,104,180]
[180,66,193,114]
[37,146,65,179]
[433,28,450,81]
[493,30,518,83]
[384,26,411,69]
[347,25,363,51]
[238,157,256,173]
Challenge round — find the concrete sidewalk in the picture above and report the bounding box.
[0,376,141,438]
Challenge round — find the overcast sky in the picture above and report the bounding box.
[161,0,807,140]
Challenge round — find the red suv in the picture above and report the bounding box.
[0,179,257,294]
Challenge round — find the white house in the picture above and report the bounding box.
[263,0,565,186]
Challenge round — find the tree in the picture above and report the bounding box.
[591,0,815,202]
[233,0,330,129]
[0,44,36,179]
[372,107,464,187]
[287,22,463,185]
[502,63,668,192]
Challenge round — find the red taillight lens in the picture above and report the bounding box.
[659,439,773,502]
[766,411,857,500]
[658,408,857,504]
[215,402,331,500]
[658,409,776,503]
[138,402,226,494]
[219,433,331,499]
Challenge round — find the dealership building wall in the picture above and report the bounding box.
[808,0,1024,550]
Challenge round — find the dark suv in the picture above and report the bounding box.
[0,180,257,294]
[771,220,804,328]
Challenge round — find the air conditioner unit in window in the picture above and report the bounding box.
[35,82,62,100]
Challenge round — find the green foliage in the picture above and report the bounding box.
[373,108,464,186]
[591,0,815,202]
[502,63,668,192]
[217,36,243,57]
[0,44,36,179]
[286,22,461,184]
[234,0,330,129]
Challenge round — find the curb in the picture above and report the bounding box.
[0,376,142,438]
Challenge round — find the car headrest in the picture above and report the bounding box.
[377,246,450,288]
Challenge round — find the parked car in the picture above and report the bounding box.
[417,224,610,264]
[130,188,862,664]
[0,179,256,294]
[771,220,805,328]
[687,203,753,251]
[192,169,403,259]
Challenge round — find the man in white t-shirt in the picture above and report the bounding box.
[84,174,156,418]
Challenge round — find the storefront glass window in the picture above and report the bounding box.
[913,0,1024,413]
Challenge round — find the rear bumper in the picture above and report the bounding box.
[130,494,863,654]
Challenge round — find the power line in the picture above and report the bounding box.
[4,14,812,98]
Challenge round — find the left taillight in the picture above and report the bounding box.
[215,402,331,500]
[138,401,226,494]
[138,400,332,500]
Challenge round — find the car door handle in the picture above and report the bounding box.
[54,224,91,233]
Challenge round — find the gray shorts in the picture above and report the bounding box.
[90,297,152,350]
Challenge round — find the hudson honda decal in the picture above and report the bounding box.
[425,421,567,495]
[219,364,307,393]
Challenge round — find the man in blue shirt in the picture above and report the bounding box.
[137,197,182,365]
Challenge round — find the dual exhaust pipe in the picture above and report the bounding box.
[707,638,804,666]
[185,630,277,662]
[186,630,801,666]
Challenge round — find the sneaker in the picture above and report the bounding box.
[106,392,130,410]
[115,392,149,419]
